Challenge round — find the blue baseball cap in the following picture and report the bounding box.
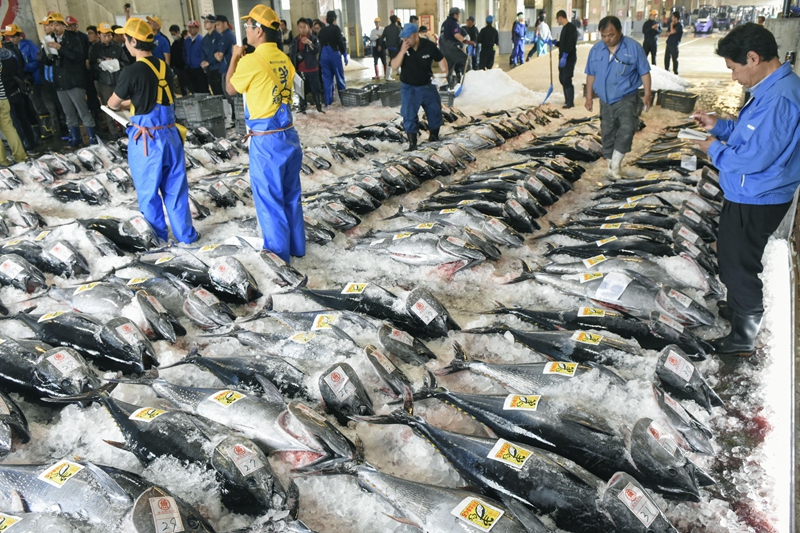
[486,15,494,23]
[399,22,418,39]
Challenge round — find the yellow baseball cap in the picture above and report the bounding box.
[650,9,658,15]
[374,17,381,22]
[47,13,66,24]
[241,4,280,28]
[115,17,155,42]
[146,15,162,28]
[2,24,22,35]
[97,22,113,33]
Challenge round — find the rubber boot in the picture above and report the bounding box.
[299,97,307,114]
[428,127,440,142]
[385,66,392,81]
[68,126,83,148]
[312,93,324,113]
[373,65,380,79]
[608,150,624,179]
[717,300,733,322]
[563,87,575,108]
[711,311,762,356]
[86,126,98,145]
[405,133,418,152]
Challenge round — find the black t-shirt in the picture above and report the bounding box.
[642,19,660,42]
[399,38,444,86]
[667,21,683,45]
[441,17,461,42]
[114,57,176,116]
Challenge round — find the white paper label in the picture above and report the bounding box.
[594,272,632,302]
[214,261,238,284]
[0,396,10,416]
[311,314,338,330]
[682,209,702,224]
[0,259,23,280]
[149,496,185,533]
[116,323,143,345]
[208,390,246,408]
[85,178,104,192]
[677,226,700,244]
[112,168,128,179]
[262,251,284,266]
[526,177,543,191]
[389,328,414,346]
[681,240,702,257]
[47,350,81,375]
[687,196,711,213]
[194,289,219,306]
[130,217,150,234]
[486,438,533,470]
[701,181,720,196]
[347,186,368,198]
[370,238,386,247]
[503,394,541,411]
[647,421,678,455]
[668,289,692,308]
[48,243,74,263]
[328,202,345,212]
[410,298,439,325]
[323,366,356,401]
[450,497,505,531]
[0,169,13,179]
[507,199,526,216]
[595,236,618,247]
[680,155,697,171]
[662,392,691,424]
[212,181,230,194]
[225,443,265,475]
[616,482,659,527]
[657,313,684,333]
[37,460,85,488]
[446,236,468,247]
[664,350,694,381]
[542,361,579,377]
[370,348,396,374]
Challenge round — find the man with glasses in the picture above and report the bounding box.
[584,16,652,179]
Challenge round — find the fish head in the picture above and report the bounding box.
[135,291,178,343]
[105,317,158,370]
[120,216,161,251]
[209,256,262,303]
[288,400,357,462]
[602,472,679,532]
[628,418,702,502]
[211,436,287,513]
[318,363,374,426]
[35,347,101,397]
[127,486,214,533]
[405,287,460,338]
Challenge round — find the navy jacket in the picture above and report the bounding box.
[184,34,204,69]
[289,34,320,71]
[201,29,220,71]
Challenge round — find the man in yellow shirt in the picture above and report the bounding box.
[226,5,305,262]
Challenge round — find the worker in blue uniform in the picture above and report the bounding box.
[227,4,306,262]
[108,17,198,244]
[318,10,348,106]
[391,23,448,151]
[511,13,526,66]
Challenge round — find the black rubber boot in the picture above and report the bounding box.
[312,93,324,113]
[716,300,733,322]
[711,311,762,356]
[428,128,440,142]
[299,97,307,114]
[405,133,418,152]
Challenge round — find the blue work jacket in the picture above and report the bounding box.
[584,36,650,104]
[183,34,204,69]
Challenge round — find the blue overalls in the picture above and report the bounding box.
[127,58,197,244]
[511,22,526,65]
[245,101,306,261]
[320,46,345,106]
[400,84,443,134]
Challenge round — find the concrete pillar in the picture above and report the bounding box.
[767,18,800,76]
[415,0,438,30]
[290,0,319,31]
[549,0,570,38]
[497,0,523,54]
[377,0,393,25]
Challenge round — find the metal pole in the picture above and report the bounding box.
[232,0,243,45]
[783,0,791,17]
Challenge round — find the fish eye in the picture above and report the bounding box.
[667,467,678,477]
[684,385,695,393]
[246,477,258,487]
[61,379,73,388]
[187,516,200,529]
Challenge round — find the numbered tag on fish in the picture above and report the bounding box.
[144,294,167,314]
[647,421,678,455]
[214,262,238,284]
[48,243,74,263]
[112,167,128,179]
[657,313,684,333]
[311,314,338,330]
[662,393,691,424]
[595,236,617,247]
[582,254,608,269]
[0,169,13,180]
[393,232,412,240]
[616,482,659,527]
[341,283,368,295]
[681,155,697,171]
[503,394,541,411]
[129,217,150,235]
[149,496,185,533]
[580,272,604,284]
[451,497,505,531]
[665,350,694,381]
[542,361,579,377]
[128,276,152,286]
[618,202,638,209]
[347,186,368,199]
[526,177,543,191]
[73,282,99,295]
[34,230,51,241]
[116,323,144,345]
[38,460,84,488]
[84,178,104,192]
[487,438,533,470]
[295,402,328,424]
[38,311,66,323]
[626,195,645,203]
[410,298,439,325]
[323,366,356,401]
[390,328,414,346]
[577,307,606,318]
[594,271,632,302]
[507,199,526,216]
[701,181,720,196]
[370,348,396,374]
[219,139,233,150]
[154,254,174,265]
[571,331,603,345]
[682,209,702,224]
[668,289,692,308]
[439,208,458,214]
[209,390,246,408]
[0,512,20,531]
[677,225,700,244]
[47,350,81,375]
[605,213,626,220]
[225,443,265,475]
[328,202,345,212]
[644,172,660,181]
[129,407,167,423]
[680,240,702,258]
[289,332,315,344]
[687,196,712,213]
[194,289,219,306]
[262,251,285,266]
[0,259,23,280]
[416,222,435,230]
[362,176,378,186]
[668,152,683,160]
[600,223,621,230]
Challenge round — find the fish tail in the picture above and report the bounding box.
[380,205,405,220]
[40,382,117,404]
[461,326,509,335]
[437,342,471,376]
[503,260,536,285]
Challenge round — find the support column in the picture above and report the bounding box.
[377,0,394,26]
[415,0,439,32]
[290,0,319,32]
[497,0,523,54]
[550,0,571,38]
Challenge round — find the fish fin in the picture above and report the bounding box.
[103,439,128,450]
[383,514,421,528]
[559,411,616,436]
[497,495,553,533]
[654,194,675,208]
[254,374,285,403]
[437,342,471,376]
[461,326,509,335]
[9,492,28,513]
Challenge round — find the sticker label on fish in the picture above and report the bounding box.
[393,232,412,240]
[214,261,239,284]
[657,313,684,333]
[149,496,185,533]
[209,390,246,408]
[594,271,632,302]
[677,226,700,244]
[323,367,356,401]
[600,223,621,230]
[262,251,285,265]
[289,332,315,344]
[369,348,396,374]
[154,254,174,265]
[451,497,504,531]
[647,421,678,455]
[47,350,81,375]
[682,209,702,224]
[1,240,21,248]
[668,289,692,308]
[595,236,617,247]
[341,283,368,294]
[416,223,435,229]
[0,512,20,531]
[577,307,606,318]
[225,443,264,475]
[439,208,458,214]
[295,402,327,424]
[617,482,659,527]
[116,323,143,345]
[687,196,711,213]
[389,328,414,346]
[410,298,439,325]
[144,294,167,314]
[582,254,607,269]
[605,213,626,220]
[0,396,9,416]
[571,331,603,345]
[370,238,385,247]
[526,177,543,191]
[507,199,526,216]
[73,282,99,295]
[112,168,128,179]
[665,350,694,381]
[487,439,533,470]
[543,362,579,377]
[579,272,603,284]
[0,259,24,280]
[503,394,541,411]
[48,243,74,263]
[446,236,469,247]
[129,217,150,235]
[38,311,66,323]
[34,230,50,241]
[198,244,220,253]
[681,155,697,171]
[701,181,720,196]
[129,407,167,423]
[311,314,338,330]
[38,460,84,488]
[662,393,691,424]
[0,169,13,180]
[128,277,152,286]
[84,178,104,192]
[626,195,645,203]
[194,289,219,306]
[347,186,368,198]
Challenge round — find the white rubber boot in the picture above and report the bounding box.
[385,66,393,81]
[608,150,624,179]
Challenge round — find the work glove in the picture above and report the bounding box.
[552,39,560,46]
[559,53,567,68]
[343,53,349,66]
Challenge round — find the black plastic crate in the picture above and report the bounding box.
[379,84,402,107]
[340,88,371,107]
[657,90,698,113]
[233,95,244,118]
[363,84,381,102]
[175,95,225,123]
[439,88,454,107]
[187,116,226,140]
[235,119,247,136]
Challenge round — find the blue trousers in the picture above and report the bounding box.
[247,104,306,261]
[400,83,443,134]
[511,40,525,65]
[127,104,197,244]
[320,46,346,106]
